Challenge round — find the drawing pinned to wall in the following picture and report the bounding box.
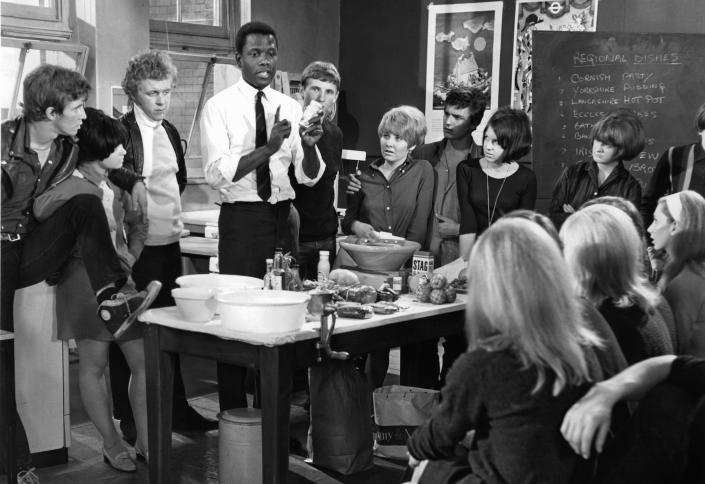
[425,2,502,143]
[512,0,599,113]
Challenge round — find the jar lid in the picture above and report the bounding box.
[218,408,262,425]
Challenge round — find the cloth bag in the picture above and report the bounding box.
[308,360,374,475]
[373,385,440,459]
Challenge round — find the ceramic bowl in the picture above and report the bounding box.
[172,287,217,322]
[215,290,310,333]
[339,236,421,271]
[175,273,262,292]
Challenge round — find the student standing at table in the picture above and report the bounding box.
[200,21,325,410]
[549,108,645,229]
[109,50,217,444]
[457,107,537,259]
[289,61,343,280]
[641,102,705,229]
[341,105,434,389]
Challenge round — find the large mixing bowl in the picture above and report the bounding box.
[215,290,310,333]
[339,236,421,271]
[175,273,262,292]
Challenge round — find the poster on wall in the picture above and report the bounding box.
[512,0,599,112]
[425,2,502,143]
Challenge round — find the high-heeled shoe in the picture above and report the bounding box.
[103,446,136,472]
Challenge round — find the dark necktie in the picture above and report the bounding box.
[255,90,271,201]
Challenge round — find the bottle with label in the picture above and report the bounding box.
[272,248,284,290]
[317,250,330,282]
[263,258,274,290]
[286,263,303,291]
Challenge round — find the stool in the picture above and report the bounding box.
[218,408,262,484]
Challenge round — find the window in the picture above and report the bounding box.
[0,37,88,119]
[1,0,71,40]
[149,0,247,53]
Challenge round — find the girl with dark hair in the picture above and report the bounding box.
[457,106,537,259]
[33,107,156,472]
[550,108,645,229]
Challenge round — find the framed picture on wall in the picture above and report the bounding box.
[425,1,502,143]
[511,0,599,113]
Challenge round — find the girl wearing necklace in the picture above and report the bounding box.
[457,107,537,259]
[549,108,644,229]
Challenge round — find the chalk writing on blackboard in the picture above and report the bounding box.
[532,31,705,199]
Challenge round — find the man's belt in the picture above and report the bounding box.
[0,233,22,242]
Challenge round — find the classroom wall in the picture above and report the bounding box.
[253,0,341,73]
[338,0,705,156]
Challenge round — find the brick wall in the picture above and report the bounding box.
[169,56,214,178]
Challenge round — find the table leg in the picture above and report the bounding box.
[145,325,175,484]
[259,345,293,484]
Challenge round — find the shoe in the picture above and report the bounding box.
[134,444,148,463]
[120,419,137,447]
[172,407,219,432]
[102,447,136,472]
[98,280,162,339]
[17,467,40,483]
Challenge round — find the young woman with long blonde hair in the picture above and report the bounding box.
[561,204,673,364]
[406,218,601,484]
[648,190,705,356]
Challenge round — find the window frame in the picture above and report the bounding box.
[149,0,250,53]
[0,0,72,40]
[1,36,89,118]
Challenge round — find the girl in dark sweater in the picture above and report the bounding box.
[407,218,602,484]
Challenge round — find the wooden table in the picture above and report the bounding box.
[141,295,465,484]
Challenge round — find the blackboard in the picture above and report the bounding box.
[532,31,705,199]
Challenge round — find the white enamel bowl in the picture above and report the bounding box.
[175,273,263,292]
[215,290,310,333]
[172,287,217,322]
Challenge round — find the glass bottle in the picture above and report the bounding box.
[286,263,303,291]
[272,248,284,290]
[263,258,274,290]
[317,250,330,282]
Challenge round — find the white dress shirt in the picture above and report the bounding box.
[200,78,325,203]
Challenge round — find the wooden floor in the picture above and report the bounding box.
[13,351,407,484]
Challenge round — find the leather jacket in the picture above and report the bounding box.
[118,110,188,194]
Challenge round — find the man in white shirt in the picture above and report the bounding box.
[109,51,217,442]
[200,21,324,410]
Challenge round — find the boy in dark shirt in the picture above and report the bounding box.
[289,61,343,280]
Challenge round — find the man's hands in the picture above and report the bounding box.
[301,111,324,147]
[267,106,292,153]
[562,203,576,214]
[131,180,148,223]
[560,384,614,459]
[436,213,460,238]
